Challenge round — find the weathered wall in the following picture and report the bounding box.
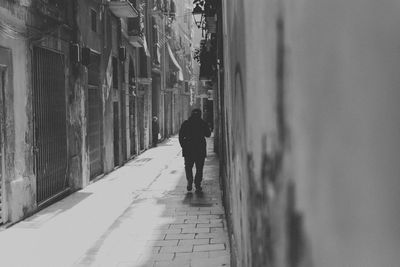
[0,6,35,223]
[68,0,88,189]
[123,44,135,157]
[220,0,252,266]
[1,1,86,223]
[144,83,152,149]
[220,0,400,266]
[0,0,170,224]
[68,58,87,190]
[77,0,105,181]
[285,0,400,266]
[105,11,119,171]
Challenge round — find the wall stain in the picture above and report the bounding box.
[247,136,275,267]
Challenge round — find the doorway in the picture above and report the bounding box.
[32,47,68,204]
[0,68,5,224]
[113,101,120,167]
[87,51,103,180]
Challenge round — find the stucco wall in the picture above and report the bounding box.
[286,0,400,266]
[77,1,117,175]
[220,0,252,266]
[0,1,88,223]
[0,6,35,223]
[220,0,400,266]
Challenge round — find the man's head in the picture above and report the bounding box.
[153,116,158,121]
[191,108,202,119]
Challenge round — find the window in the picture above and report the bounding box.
[152,18,160,65]
[139,48,148,77]
[91,9,97,32]
[129,58,135,85]
[184,7,191,24]
[185,81,189,92]
[127,17,140,36]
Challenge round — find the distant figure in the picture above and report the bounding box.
[152,116,159,147]
[179,109,211,192]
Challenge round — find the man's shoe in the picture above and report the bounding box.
[187,184,192,191]
[195,185,202,192]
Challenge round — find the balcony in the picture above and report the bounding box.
[167,44,184,82]
[127,17,143,47]
[167,72,178,88]
[35,0,66,22]
[108,0,138,18]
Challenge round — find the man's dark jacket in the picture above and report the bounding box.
[179,116,211,158]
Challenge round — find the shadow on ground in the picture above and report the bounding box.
[12,192,92,229]
[134,145,230,267]
[72,137,229,267]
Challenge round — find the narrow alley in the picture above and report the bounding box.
[0,137,230,267]
[2,0,400,266]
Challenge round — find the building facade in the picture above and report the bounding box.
[211,0,400,266]
[0,0,76,223]
[0,0,191,225]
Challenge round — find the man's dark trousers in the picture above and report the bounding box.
[184,156,205,187]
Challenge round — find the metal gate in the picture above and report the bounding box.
[121,88,127,163]
[88,52,103,179]
[129,96,136,156]
[113,102,120,166]
[128,59,136,156]
[0,69,5,224]
[33,47,68,204]
[138,95,145,151]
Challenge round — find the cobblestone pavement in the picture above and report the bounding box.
[0,136,230,267]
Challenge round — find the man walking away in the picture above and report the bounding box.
[179,109,211,192]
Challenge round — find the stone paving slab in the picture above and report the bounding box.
[0,136,231,267]
[130,137,230,267]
